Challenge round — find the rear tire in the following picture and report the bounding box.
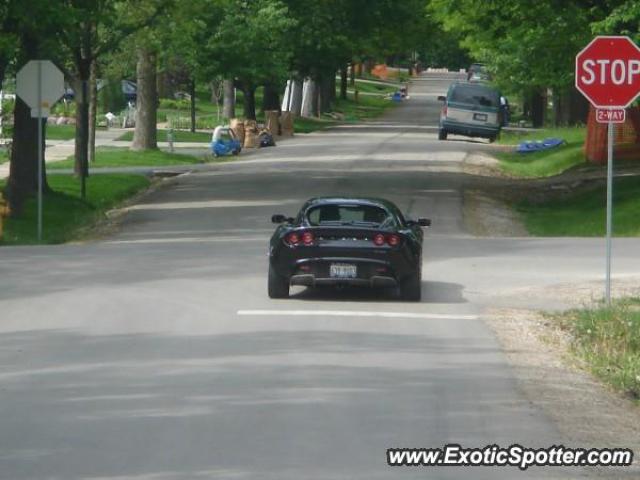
[438,128,448,140]
[268,265,289,298]
[400,271,422,302]
[488,135,497,143]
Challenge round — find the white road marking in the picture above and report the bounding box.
[237,310,478,320]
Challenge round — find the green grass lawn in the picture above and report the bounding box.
[517,176,640,236]
[48,147,206,170]
[0,149,7,164]
[495,127,587,177]
[332,93,396,122]
[0,174,150,244]
[293,116,337,133]
[552,297,640,401]
[497,126,586,145]
[350,80,398,95]
[46,124,77,140]
[116,129,212,143]
[2,124,77,141]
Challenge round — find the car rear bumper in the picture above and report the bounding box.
[290,274,397,288]
[441,119,500,138]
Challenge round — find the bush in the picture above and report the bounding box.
[159,98,190,110]
[51,100,76,117]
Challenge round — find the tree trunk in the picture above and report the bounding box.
[6,33,50,211]
[88,60,98,163]
[531,88,545,128]
[318,76,331,113]
[301,79,318,117]
[568,87,589,125]
[7,98,50,214]
[350,61,355,86]
[329,73,336,103]
[313,80,321,117]
[132,48,158,150]
[156,69,167,99]
[363,59,374,75]
[241,81,257,120]
[189,78,196,133]
[262,83,280,113]
[340,65,348,100]
[290,79,303,116]
[222,78,235,118]
[73,53,92,201]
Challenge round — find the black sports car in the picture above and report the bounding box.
[268,197,431,301]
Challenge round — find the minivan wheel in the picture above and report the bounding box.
[488,135,497,143]
[438,129,448,141]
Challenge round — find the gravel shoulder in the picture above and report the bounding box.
[485,279,640,476]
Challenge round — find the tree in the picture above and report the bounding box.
[53,0,170,195]
[132,47,158,150]
[207,0,295,120]
[3,0,61,212]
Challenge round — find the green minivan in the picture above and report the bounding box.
[438,82,502,142]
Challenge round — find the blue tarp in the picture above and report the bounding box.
[516,137,565,153]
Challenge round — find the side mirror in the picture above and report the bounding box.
[271,214,286,224]
[437,95,446,102]
[417,218,431,227]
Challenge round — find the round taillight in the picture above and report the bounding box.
[302,231,314,245]
[286,232,300,245]
[373,233,386,246]
[387,234,401,246]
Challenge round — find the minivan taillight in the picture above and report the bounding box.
[442,105,447,117]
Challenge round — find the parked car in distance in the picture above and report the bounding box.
[437,82,503,142]
[467,63,490,82]
[268,197,431,301]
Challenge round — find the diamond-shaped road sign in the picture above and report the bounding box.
[16,60,64,118]
[575,36,640,108]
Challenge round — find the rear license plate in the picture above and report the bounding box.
[473,113,488,122]
[330,263,357,279]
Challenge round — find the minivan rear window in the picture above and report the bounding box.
[450,85,499,108]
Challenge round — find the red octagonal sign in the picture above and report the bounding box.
[575,36,640,108]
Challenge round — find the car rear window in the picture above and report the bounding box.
[450,84,499,108]
[306,204,395,228]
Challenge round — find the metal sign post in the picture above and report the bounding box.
[575,36,640,303]
[595,108,625,303]
[37,61,43,241]
[605,120,614,303]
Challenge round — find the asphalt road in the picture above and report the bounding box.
[1,72,639,480]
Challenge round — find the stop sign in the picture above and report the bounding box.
[575,36,640,108]
[16,60,64,117]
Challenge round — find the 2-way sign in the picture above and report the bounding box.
[575,36,640,108]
